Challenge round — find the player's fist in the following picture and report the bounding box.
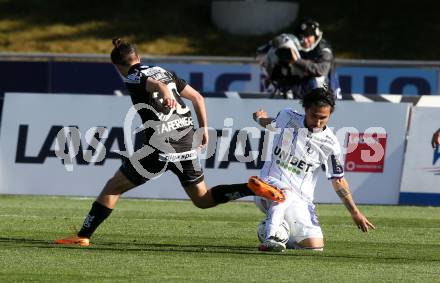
[163,97,176,109]
[199,127,209,148]
[253,109,268,122]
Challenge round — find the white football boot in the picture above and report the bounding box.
[258,236,286,252]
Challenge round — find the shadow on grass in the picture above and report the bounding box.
[0,236,255,253]
[1,236,440,263]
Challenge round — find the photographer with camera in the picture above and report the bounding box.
[257,18,340,99]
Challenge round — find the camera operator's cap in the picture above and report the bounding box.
[296,18,321,38]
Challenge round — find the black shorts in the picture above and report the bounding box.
[119,150,204,187]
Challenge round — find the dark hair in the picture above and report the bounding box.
[301,87,335,113]
[295,18,321,38]
[110,38,138,66]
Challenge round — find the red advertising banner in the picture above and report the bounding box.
[344,133,387,173]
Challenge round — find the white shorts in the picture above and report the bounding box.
[255,177,323,247]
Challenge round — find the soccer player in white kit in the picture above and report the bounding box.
[253,88,375,252]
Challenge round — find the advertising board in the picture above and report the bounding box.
[0,93,410,204]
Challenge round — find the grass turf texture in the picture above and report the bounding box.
[0,195,439,282]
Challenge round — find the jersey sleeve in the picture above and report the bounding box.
[324,138,344,179]
[269,111,281,129]
[125,70,148,96]
[170,72,188,92]
[271,108,291,128]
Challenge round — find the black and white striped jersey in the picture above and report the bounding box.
[124,64,194,153]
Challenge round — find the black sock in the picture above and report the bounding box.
[210,183,254,204]
[77,201,113,238]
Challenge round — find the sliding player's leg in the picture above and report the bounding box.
[255,181,323,251]
[256,189,294,252]
[284,198,324,250]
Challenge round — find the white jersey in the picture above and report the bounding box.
[260,108,344,202]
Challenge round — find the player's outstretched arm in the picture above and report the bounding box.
[253,109,276,130]
[431,128,440,148]
[331,177,375,232]
[180,85,208,147]
[146,77,177,109]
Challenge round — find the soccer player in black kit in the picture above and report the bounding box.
[55,38,284,246]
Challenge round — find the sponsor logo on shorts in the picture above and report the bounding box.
[158,150,198,162]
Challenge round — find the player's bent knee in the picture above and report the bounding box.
[188,193,216,209]
[184,181,217,209]
[191,200,212,209]
[190,194,215,209]
[294,237,324,250]
[290,242,324,251]
[302,247,324,251]
[302,245,324,251]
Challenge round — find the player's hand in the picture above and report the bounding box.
[351,211,375,232]
[198,127,209,149]
[163,97,176,109]
[431,129,440,148]
[253,109,268,122]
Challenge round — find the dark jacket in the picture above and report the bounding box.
[294,38,334,80]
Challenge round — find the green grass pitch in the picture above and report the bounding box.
[1,195,439,282]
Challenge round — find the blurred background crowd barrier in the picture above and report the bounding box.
[0,53,439,96]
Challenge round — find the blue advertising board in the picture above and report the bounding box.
[338,66,438,95]
[153,62,262,92]
[0,60,438,95]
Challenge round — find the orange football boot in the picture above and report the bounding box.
[54,235,90,247]
[247,176,286,203]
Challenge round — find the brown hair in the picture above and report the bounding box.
[110,38,138,66]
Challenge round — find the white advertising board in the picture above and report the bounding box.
[399,106,440,205]
[0,93,410,204]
